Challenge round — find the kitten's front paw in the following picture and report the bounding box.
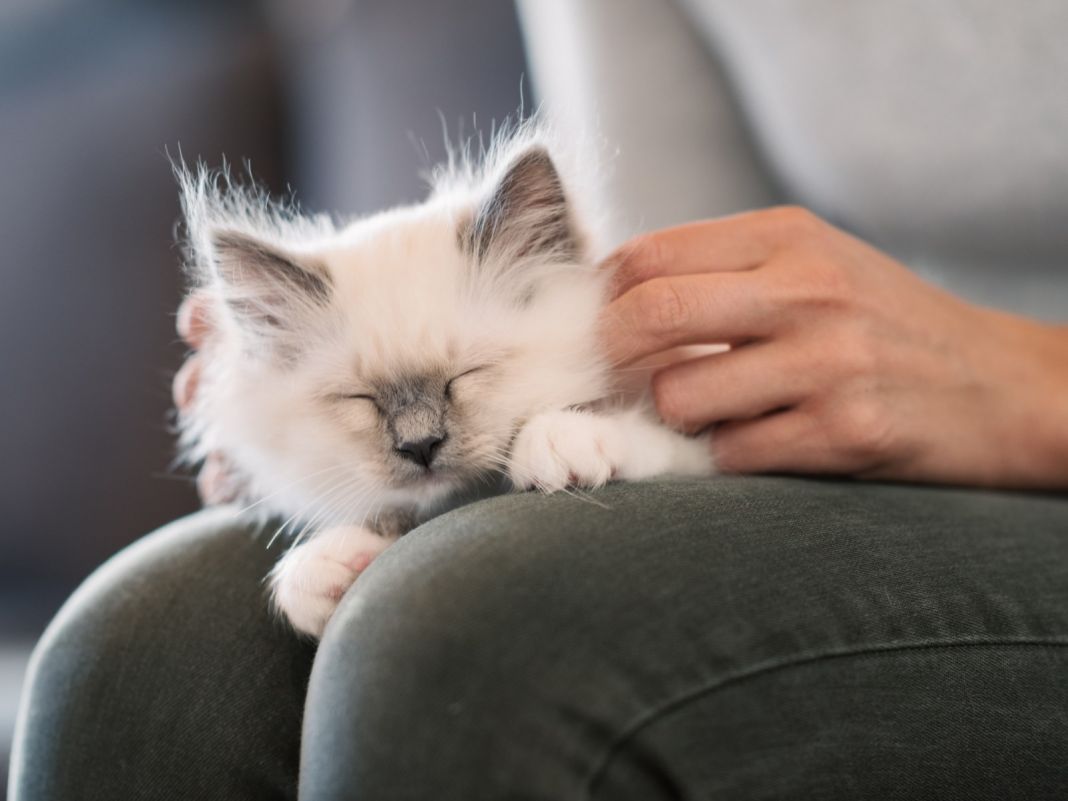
[270,525,393,638]
[508,409,625,492]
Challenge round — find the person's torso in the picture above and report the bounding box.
[683,0,1068,313]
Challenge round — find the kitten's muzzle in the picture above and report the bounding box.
[394,435,445,469]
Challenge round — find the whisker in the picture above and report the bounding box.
[239,463,353,517]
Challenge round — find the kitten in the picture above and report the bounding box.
[176,127,714,638]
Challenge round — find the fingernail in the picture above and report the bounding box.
[198,453,238,505]
[177,293,213,347]
[172,358,201,411]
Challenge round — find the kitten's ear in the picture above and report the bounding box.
[208,229,332,338]
[464,146,583,266]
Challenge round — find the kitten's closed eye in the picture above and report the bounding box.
[445,365,489,399]
[333,392,380,413]
[330,367,487,408]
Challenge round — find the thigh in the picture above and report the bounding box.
[302,477,1068,800]
[10,509,313,801]
[599,641,1068,800]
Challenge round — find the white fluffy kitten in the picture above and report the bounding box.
[177,129,713,638]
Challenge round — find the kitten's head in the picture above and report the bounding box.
[177,133,610,523]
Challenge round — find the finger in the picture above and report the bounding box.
[601,272,776,367]
[172,355,202,413]
[712,410,838,475]
[603,207,809,296]
[197,452,240,505]
[652,343,809,431]
[177,291,215,349]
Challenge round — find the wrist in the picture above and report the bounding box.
[976,309,1068,489]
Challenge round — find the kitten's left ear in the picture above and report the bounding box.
[464,146,583,266]
[208,229,332,340]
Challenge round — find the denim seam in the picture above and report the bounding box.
[585,636,1068,796]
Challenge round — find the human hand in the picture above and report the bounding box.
[174,293,244,504]
[600,207,1068,489]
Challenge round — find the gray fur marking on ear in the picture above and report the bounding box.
[462,147,580,264]
[210,229,333,335]
[213,230,332,304]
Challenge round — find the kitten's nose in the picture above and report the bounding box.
[395,435,444,468]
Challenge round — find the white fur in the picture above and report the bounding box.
[176,124,715,637]
[509,408,711,492]
[269,525,395,638]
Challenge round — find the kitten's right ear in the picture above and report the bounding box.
[208,229,333,339]
[465,145,583,267]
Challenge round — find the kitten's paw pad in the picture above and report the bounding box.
[509,411,624,492]
[270,526,391,638]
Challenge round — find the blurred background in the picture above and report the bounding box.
[0,0,528,787]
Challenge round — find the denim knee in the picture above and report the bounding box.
[10,510,309,801]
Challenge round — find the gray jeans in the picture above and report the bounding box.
[10,478,1068,799]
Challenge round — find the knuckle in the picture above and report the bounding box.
[814,259,856,304]
[837,330,879,378]
[778,256,855,313]
[764,235,858,316]
[830,397,893,463]
[634,279,694,338]
[651,370,685,425]
[708,421,753,473]
[761,208,857,308]
[625,234,672,280]
[771,204,822,235]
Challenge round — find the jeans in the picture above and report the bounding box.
[10,478,1068,799]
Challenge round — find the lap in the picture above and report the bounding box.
[303,477,1068,799]
[14,478,1068,800]
[339,476,1068,683]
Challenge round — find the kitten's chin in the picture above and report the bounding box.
[395,470,461,502]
